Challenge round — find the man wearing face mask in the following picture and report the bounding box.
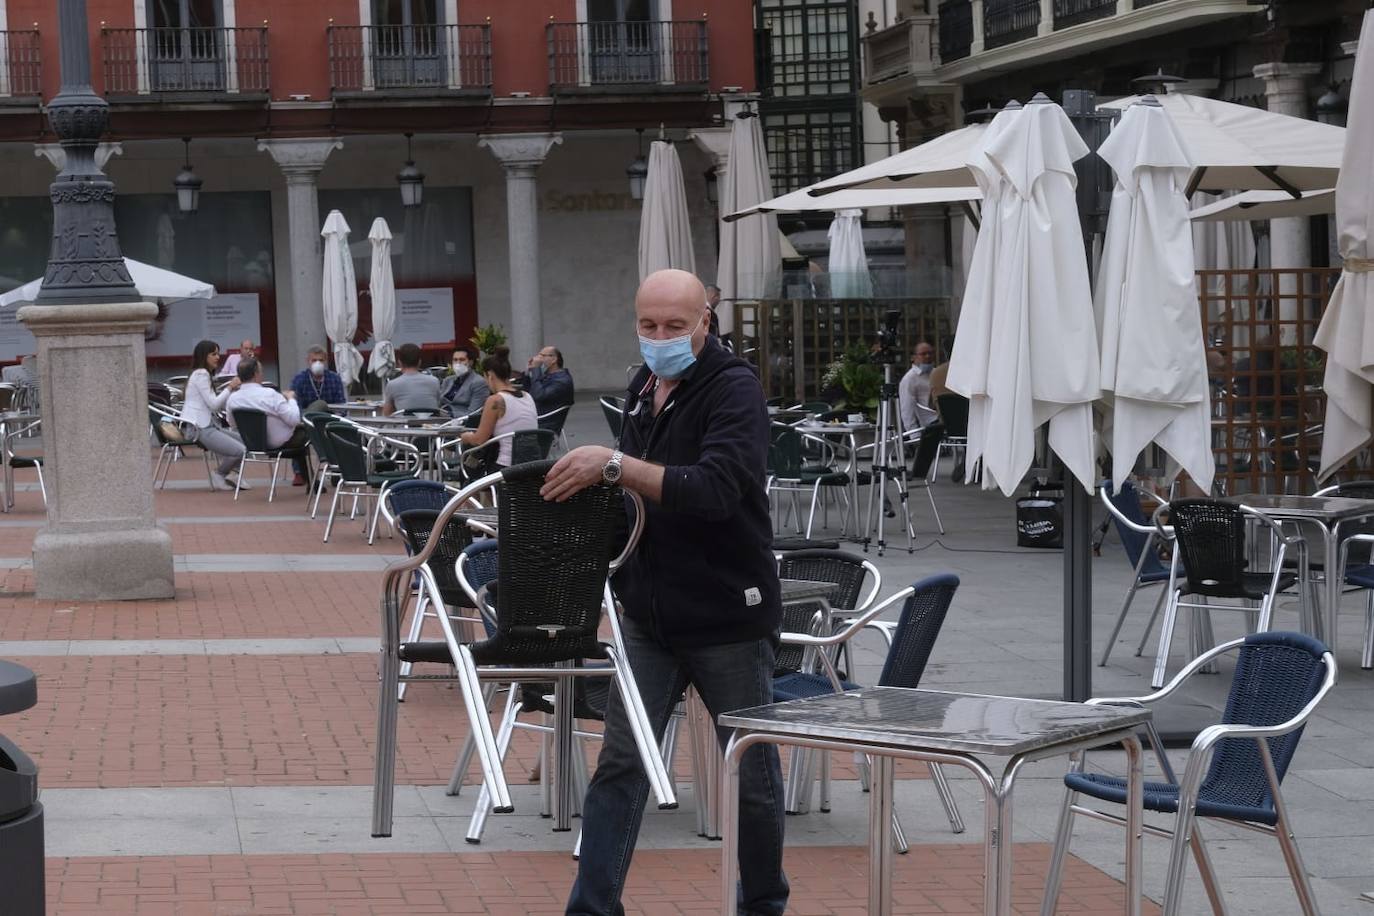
[439,346,489,421]
[290,345,346,485]
[520,345,575,426]
[544,269,787,916]
[898,340,939,432]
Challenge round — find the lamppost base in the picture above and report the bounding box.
[32,526,173,601]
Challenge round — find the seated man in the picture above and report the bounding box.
[218,339,255,379]
[520,344,574,428]
[898,340,939,431]
[291,345,347,411]
[225,356,309,479]
[440,345,490,421]
[382,343,441,416]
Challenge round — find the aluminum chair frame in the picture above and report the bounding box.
[1149,501,1307,689]
[229,408,309,502]
[371,469,677,838]
[1041,634,1337,916]
[3,418,44,509]
[302,412,345,519]
[537,404,572,455]
[149,403,214,490]
[1336,532,1374,670]
[766,427,852,538]
[1098,484,1172,667]
[322,422,422,543]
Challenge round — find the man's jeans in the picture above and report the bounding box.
[566,616,788,916]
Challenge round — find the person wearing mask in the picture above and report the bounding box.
[382,343,441,416]
[543,269,787,916]
[180,339,249,491]
[226,356,309,481]
[289,345,347,485]
[521,345,575,424]
[217,338,255,379]
[458,346,538,469]
[898,340,939,431]
[440,345,490,421]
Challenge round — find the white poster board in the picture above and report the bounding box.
[145,293,261,358]
[361,287,455,350]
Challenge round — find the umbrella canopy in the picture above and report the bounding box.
[807,123,987,194]
[726,184,980,221]
[947,96,1100,496]
[0,258,215,307]
[368,217,397,380]
[1316,11,1374,479]
[1189,188,1335,222]
[826,209,873,299]
[1099,93,1344,194]
[1096,99,1214,495]
[716,112,781,333]
[322,210,364,387]
[638,141,696,280]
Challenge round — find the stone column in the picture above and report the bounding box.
[1253,62,1321,343]
[478,133,562,364]
[970,0,985,55]
[258,138,342,363]
[19,303,174,599]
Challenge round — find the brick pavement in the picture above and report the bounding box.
[46,846,1158,915]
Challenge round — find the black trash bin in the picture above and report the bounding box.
[0,659,42,915]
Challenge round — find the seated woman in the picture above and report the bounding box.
[458,346,538,470]
[180,339,250,491]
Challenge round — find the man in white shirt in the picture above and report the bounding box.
[897,340,938,432]
[226,357,307,452]
[218,339,256,379]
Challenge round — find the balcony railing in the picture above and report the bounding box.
[547,20,708,91]
[937,0,973,63]
[1054,0,1117,30]
[0,31,40,100]
[329,24,491,95]
[983,0,1041,50]
[101,27,269,96]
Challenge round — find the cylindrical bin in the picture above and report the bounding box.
[0,659,42,915]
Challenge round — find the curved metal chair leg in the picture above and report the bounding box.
[1152,589,1182,689]
[1363,590,1373,670]
[1101,578,1144,667]
[465,685,521,843]
[1039,782,1078,916]
[447,682,501,795]
[1187,824,1229,916]
[1134,588,1167,657]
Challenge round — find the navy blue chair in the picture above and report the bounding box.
[1043,631,1336,916]
[771,573,964,846]
[1098,482,1172,667]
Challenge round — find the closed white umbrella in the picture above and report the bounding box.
[638,140,695,280]
[1,258,215,306]
[947,95,1100,495]
[716,111,781,333]
[826,210,872,299]
[1096,98,1214,494]
[1316,10,1374,479]
[1190,188,1335,222]
[368,217,397,380]
[322,210,363,387]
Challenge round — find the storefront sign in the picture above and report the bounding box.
[145,293,261,358]
[363,287,456,350]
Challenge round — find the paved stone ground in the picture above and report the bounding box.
[0,392,1369,913]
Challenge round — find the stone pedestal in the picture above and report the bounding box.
[479,133,562,364]
[17,302,173,600]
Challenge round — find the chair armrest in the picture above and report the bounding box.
[780,586,914,649]
[1086,636,1252,708]
[1338,533,1374,577]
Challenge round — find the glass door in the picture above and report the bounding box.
[372,0,444,88]
[588,0,659,84]
[148,0,224,91]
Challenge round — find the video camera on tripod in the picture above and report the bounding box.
[870,309,903,366]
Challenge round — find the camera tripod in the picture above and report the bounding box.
[862,362,915,556]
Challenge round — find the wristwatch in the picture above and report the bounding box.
[602,449,624,485]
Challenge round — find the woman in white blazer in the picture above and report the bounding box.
[180,339,250,491]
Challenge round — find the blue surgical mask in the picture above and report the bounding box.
[639,332,697,379]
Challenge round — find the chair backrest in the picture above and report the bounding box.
[775,548,874,674]
[459,540,501,637]
[1319,480,1374,566]
[538,404,571,434]
[0,384,17,412]
[232,408,273,453]
[326,422,371,483]
[935,393,969,437]
[1168,498,1248,595]
[877,573,960,688]
[148,405,187,446]
[147,383,174,408]
[1203,632,1332,814]
[910,423,946,480]
[396,507,476,607]
[511,428,556,464]
[768,425,803,479]
[467,459,619,666]
[600,396,624,439]
[1106,481,1168,579]
[303,411,339,462]
[386,480,453,535]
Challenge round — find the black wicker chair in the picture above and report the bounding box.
[599,396,624,438]
[230,408,311,502]
[1150,498,1305,688]
[370,460,675,840]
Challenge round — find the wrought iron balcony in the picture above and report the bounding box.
[1054,0,1118,30]
[547,20,709,92]
[328,24,491,96]
[863,15,940,85]
[983,0,1041,50]
[101,27,269,97]
[937,1,973,64]
[0,31,41,101]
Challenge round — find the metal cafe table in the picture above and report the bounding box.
[718,687,1150,916]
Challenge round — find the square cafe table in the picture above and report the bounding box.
[1227,493,1374,651]
[717,687,1150,916]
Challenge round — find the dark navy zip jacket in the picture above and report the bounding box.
[613,336,781,648]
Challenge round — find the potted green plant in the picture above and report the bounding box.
[821,343,881,417]
[469,323,507,358]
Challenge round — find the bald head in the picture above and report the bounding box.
[635,269,711,357]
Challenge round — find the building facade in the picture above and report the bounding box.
[0,0,756,389]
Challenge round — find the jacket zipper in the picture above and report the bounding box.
[637,386,678,646]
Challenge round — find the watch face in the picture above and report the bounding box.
[604,461,622,484]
